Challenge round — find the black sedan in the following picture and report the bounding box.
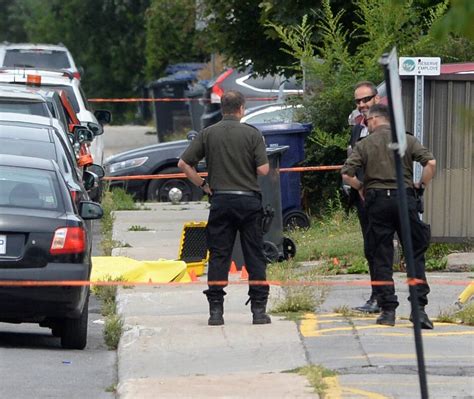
[0,154,103,349]
[104,134,205,202]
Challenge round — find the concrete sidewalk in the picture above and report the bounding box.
[112,202,474,398]
[113,202,317,398]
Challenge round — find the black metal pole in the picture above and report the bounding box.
[382,59,429,399]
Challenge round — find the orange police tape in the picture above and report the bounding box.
[0,279,468,287]
[89,97,284,103]
[102,165,344,181]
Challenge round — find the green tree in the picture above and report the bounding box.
[145,0,209,80]
[268,0,471,213]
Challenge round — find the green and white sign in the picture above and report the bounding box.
[399,57,441,76]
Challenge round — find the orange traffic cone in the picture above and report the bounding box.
[240,266,249,280]
[229,261,238,274]
[189,269,198,282]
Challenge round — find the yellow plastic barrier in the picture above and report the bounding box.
[91,256,191,283]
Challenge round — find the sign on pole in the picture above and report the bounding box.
[399,57,441,186]
[399,57,441,76]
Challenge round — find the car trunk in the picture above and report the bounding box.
[0,208,69,268]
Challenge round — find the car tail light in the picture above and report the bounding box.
[26,74,42,86]
[50,227,86,255]
[210,68,233,104]
[72,71,81,80]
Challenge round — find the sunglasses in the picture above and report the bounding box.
[355,94,376,105]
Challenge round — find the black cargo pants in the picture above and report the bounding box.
[365,189,431,311]
[354,194,376,299]
[203,193,269,301]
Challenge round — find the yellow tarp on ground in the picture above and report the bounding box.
[91,256,191,283]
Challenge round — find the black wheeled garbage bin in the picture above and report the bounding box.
[232,146,296,268]
[149,72,195,142]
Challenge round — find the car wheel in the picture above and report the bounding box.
[146,167,202,202]
[60,294,89,350]
[283,210,311,231]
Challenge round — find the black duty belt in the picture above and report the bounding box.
[369,188,415,197]
[213,190,259,197]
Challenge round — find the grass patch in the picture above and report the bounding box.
[292,365,337,397]
[105,384,117,393]
[92,276,124,350]
[288,209,363,264]
[268,259,329,313]
[436,303,474,326]
[100,188,140,255]
[128,225,151,231]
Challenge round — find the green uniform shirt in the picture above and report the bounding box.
[341,125,434,190]
[180,115,268,192]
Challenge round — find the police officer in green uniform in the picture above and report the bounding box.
[178,90,271,326]
[341,104,436,328]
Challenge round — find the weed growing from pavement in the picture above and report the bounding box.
[268,259,329,313]
[288,365,337,396]
[437,303,474,326]
[92,276,125,350]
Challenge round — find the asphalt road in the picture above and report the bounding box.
[0,219,116,399]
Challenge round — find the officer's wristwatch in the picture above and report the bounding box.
[200,179,208,188]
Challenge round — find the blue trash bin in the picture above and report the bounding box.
[253,122,312,229]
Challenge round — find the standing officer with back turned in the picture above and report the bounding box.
[178,90,271,326]
[341,104,436,328]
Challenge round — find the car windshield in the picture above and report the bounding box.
[0,165,62,210]
[3,49,71,69]
[0,138,56,161]
[0,100,50,116]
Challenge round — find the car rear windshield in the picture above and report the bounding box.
[0,100,50,116]
[41,85,80,113]
[0,165,62,210]
[3,49,71,69]
[0,138,56,162]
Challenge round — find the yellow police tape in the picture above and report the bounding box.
[91,256,191,283]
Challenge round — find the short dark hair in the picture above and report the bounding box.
[354,81,378,95]
[367,103,390,120]
[221,90,245,115]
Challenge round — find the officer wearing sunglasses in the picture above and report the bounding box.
[346,81,380,314]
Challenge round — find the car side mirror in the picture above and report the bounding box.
[73,126,94,144]
[187,130,198,141]
[82,171,97,191]
[78,66,85,77]
[94,110,112,125]
[79,201,103,220]
[87,122,104,136]
[88,164,105,179]
[67,133,75,145]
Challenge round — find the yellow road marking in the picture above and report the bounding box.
[373,330,474,337]
[346,353,474,360]
[323,376,343,398]
[300,313,318,337]
[324,376,389,399]
[342,387,389,398]
[302,323,412,337]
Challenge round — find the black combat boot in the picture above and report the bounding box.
[409,307,434,330]
[376,309,396,326]
[251,299,271,325]
[354,296,380,313]
[208,299,224,326]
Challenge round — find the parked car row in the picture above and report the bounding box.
[0,43,110,349]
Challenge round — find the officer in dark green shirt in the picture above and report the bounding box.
[178,90,271,326]
[341,104,436,329]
